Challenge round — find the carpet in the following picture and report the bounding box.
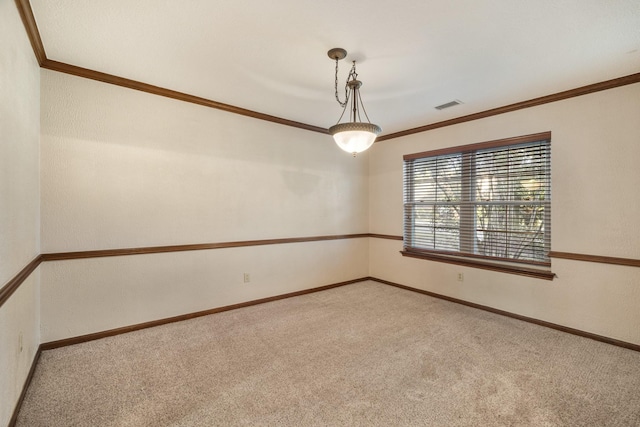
[16,281,640,426]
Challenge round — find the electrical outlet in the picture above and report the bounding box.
[18,332,23,353]
[457,272,464,282]
[243,273,250,283]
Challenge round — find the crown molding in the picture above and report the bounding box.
[13,0,328,135]
[40,59,329,134]
[377,71,640,142]
[13,1,640,141]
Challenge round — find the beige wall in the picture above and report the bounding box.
[0,1,41,424]
[39,70,370,342]
[3,0,640,418]
[369,83,640,345]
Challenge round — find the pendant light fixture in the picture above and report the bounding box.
[327,48,381,156]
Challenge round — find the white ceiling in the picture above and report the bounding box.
[30,0,640,135]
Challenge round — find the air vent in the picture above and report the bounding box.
[435,100,463,110]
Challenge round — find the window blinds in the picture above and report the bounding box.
[403,133,551,265]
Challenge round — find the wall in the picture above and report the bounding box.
[39,70,369,342]
[369,83,640,345]
[4,5,638,421]
[0,1,41,425]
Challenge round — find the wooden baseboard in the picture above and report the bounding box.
[11,276,639,425]
[40,275,640,354]
[41,277,369,350]
[8,345,42,427]
[10,278,369,424]
[369,277,640,352]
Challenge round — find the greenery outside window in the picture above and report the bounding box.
[402,132,552,279]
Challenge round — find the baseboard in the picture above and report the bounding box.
[13,275,638,426]
[10,278,368,424]
[368,277,640,352]
[41,277,370,350]
[8,344,42,427]
[42,275,640,353]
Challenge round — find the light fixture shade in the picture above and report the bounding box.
[329,122,382,155]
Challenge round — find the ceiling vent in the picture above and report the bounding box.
[435,100,463,110]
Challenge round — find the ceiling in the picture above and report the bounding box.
[29,0,640,136]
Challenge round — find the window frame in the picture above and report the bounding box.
[401,132,554,280]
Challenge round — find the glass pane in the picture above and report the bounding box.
[475,150,510,201]
[406,138,550,263]
[436,156,461,202]
[435,227,459,251]
[414,205,434,228]
[475,204,507,257]
[436,179,461,202]
[507,205,546,261]
[474,203,547,261]
[412,160,437,201]
[435,205,460,251]
[414,226,434,249]
[412,205,434,249]
[435,205,459,228]
[477,231,507,258]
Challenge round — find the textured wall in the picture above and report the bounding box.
[40,70,370,341]
[0,1,41,425]
[41,71,369,251]
[40,240,369,342]
[369,83,640,345]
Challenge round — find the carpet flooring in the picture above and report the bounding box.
[16,281,640,426]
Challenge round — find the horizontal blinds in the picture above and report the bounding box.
[404,138,551,263]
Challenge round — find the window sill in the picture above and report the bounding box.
[400,250,555,280]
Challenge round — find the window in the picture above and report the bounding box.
[402,132,552,278]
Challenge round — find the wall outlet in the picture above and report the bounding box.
[18,331,23,353]
[457,272,464,282]
[243,273,250,283]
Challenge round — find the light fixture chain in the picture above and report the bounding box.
[334,58,348,108]
[327,48,381,156]
[334,60,358,108]
[348,61,357,82]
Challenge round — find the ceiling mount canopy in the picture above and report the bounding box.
[327,48,381,156]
